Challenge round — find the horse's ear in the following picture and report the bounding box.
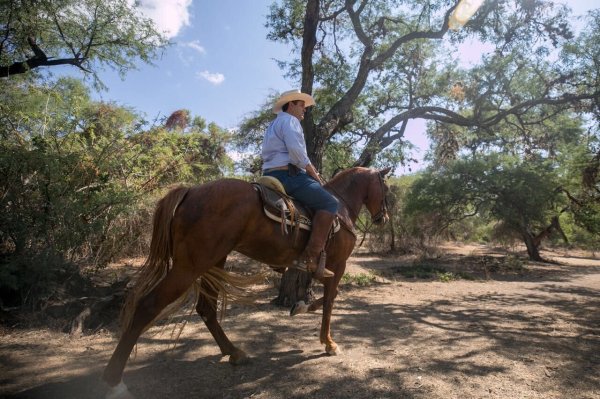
[379,166,393,177]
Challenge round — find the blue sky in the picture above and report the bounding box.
[94,0,291,128]
[76,0,598,172]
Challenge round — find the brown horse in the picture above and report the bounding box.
[103,166,391,398]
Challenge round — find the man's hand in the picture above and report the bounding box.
[305,163,324,185]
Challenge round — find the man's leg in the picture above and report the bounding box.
[286,173,339,278]
[296,209,336,278]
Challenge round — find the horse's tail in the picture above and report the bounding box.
[120,185,191,335]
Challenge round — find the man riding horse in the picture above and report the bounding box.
[261,89,337,278]
[102,90,392,398]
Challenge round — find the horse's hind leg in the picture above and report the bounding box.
[290,291,339,316]
[103,260,201,389]
[196,257,249,365]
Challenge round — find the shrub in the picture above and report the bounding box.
[0,78,232,308]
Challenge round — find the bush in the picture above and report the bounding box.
[0,78,232,308]
[341,272,377,286]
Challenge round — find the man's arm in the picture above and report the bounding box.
[281,117,312,168]
[306,163,325,185]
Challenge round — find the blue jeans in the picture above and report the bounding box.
[263,169,339,214]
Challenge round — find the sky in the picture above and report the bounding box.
[69,0,598,173]
[94,0,290,128]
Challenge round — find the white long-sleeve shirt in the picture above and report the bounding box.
[261,112,311,171]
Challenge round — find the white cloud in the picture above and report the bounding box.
[183,40,206,55]
[136,0,192,39]
[197,70,225,85]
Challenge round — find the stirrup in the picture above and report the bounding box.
[292,254,334,278]
[314,251,334,278]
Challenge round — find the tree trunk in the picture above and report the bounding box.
[300,0,321,170]
[274,0,321,306]
[389,214,396,252]
[533,216,569,247]
[522,231,543,262]
[304,120,326,170]
[272,269,314,307]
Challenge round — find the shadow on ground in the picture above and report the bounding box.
[3,273,598,399]
[3,245,599,399]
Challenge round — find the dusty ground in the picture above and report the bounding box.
[1,243,599,399]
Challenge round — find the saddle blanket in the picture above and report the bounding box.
[252,182,340,234]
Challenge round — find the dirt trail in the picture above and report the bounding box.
[1,244,599,399]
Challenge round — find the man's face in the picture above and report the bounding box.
[287,100,307,121]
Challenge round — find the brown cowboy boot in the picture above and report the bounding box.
[294,210,336,278]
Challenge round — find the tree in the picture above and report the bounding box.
[0,0,167,83]
[239,0,599,304]
[0,77,232,308]
[404,154,568,261]
[238,0,599,170]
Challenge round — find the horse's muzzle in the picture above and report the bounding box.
[372,213,389,225]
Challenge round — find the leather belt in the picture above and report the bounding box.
[263,166,288,173]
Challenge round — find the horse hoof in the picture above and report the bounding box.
[106,381,134,399]
[229,349,250,365]
[326,343,341,356]
[290,301,308,316]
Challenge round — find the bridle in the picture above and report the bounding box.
[327,171,388,225]
[370,172,388,224]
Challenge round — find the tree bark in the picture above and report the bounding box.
[532,216,568,247]
[0,37,88,77]
[389,212,396,252]
[300,0,320,169]
[274,0,320,306]
[0,56,86,77]
[522,231,543,262]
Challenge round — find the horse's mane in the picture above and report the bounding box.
[326,167,371,192]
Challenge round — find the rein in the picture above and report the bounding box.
[327,184,358,238]
[370,172,388,224]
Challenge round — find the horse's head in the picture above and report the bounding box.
[365,167,392,225]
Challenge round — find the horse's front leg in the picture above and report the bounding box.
[319,265,344,355]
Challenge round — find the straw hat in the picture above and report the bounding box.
[272,89,316,114]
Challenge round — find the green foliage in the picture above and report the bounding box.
[479,255,525,274]
[0,0,168,85]
[266,0,306,43]
[393,263,473,281]
[322,138,357,177]
[259,0,597,172]
[393,263,445,279]
[404,154,565,246]
[436,271,472,282]
[0,77,231,307]
[361,174,420,253]
[556,140,600,238]
[341,272,377,286]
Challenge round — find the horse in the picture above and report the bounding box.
[103,166,391,398]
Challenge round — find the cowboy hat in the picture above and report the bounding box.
[272,89,316,114]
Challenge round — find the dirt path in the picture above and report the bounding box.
[1,244,599,399]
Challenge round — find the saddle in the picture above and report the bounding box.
[253,176,340,236]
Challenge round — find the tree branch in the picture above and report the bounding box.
[318,1,460,139]
[0,55,92,77]
[480,92,600,127]
[371,3,458,69]
[345,0,372,48]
